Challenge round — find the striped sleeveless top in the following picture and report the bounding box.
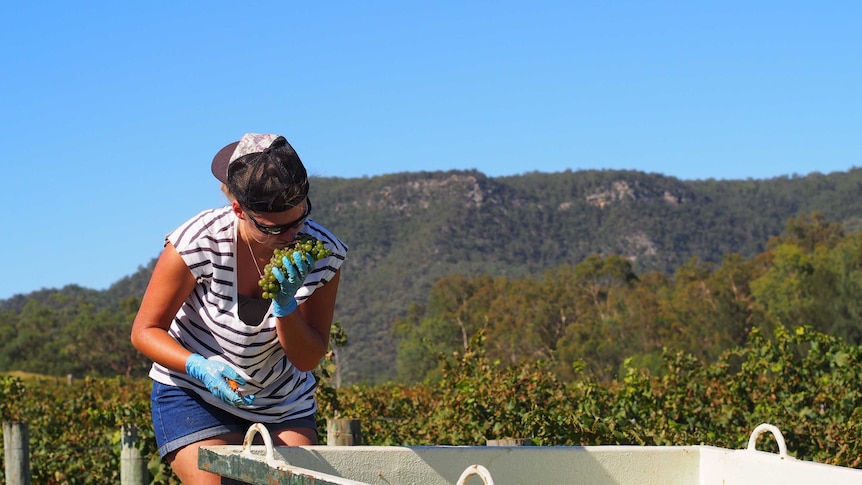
[148,206,348,422]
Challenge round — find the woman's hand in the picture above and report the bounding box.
[185,354,255,406]
[270,251,316,317]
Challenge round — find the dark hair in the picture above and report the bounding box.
[226,137,309,212]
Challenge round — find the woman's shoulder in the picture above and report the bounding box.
[167,206,236,250]
[297,220,348,293]
[303,219,348,257]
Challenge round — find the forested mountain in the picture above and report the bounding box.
[312,168,862,383]
[3,168,862,384]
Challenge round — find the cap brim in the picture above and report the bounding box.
[211,141,239,184]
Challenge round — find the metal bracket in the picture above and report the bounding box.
[456,464,496,485]
[242,422,286,467]
[746,423,792,460]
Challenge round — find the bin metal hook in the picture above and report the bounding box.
[242,422,285,467]
[456,464,495,485]
[746,423,791,460]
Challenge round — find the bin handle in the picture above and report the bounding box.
[746,423,791,459]
[242,422,284,466]
[456,464,495,485]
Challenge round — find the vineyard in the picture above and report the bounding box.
[2,324,862,484]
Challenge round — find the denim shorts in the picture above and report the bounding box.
[151,381,318,458]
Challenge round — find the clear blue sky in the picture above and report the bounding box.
[1,1,859,299]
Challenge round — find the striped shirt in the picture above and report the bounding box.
[148,206,348,422]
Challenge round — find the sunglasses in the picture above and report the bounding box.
[246,199,312,235]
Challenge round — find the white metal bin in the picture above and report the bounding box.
[199,423,862,485]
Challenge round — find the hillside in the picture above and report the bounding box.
[4,168,862,384]
[311,168,862,383]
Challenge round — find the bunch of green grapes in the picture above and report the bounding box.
[259,235,332,299]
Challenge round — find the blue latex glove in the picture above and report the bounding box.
[185,354,255,406]
[270,251,316,317]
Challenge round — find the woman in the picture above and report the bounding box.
[131,133,348,483]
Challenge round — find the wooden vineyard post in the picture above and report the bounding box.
[486,437,533,446]
[121,424,149,485]
[326,419,362,446]
[3,421,31,485]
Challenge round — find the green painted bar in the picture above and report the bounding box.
[198,447,367,485]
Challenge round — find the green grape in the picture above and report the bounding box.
[258,234,333,299]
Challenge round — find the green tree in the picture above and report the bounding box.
[554,255,640,380]
[752,225,862,343]
[58,297,148,377]
[394,275,499,383]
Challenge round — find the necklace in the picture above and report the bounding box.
[244,228,264,278]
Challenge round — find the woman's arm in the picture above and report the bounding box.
[130,243,198,373]
[276,269,342,371]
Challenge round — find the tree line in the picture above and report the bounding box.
[6,168,862,385]
[393,212,862,383]
[311,168,862,383]
[2,211,861,390]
